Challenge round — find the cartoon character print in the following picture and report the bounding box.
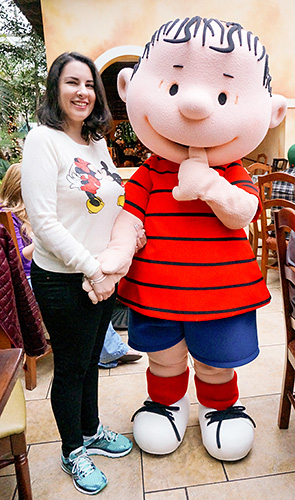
[66,157,125,213]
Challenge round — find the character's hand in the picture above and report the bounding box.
[173,146,258,229]
[136,227,147,252]
[172,147,210,201]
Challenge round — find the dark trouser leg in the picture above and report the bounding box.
[31,262,116,455]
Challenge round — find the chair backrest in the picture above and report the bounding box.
[272,158,288,172]
[256,153,268,165]
[0,211,22,261]
[258,172,295,236]
[274,207,295,346]
[247,162,272,178]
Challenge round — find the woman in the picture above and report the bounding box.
[21,52,132,496]
[0,163,34,285]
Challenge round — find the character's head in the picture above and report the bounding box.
[118,17,286,165]
[38,52,112,141]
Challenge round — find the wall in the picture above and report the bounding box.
[40,0,295,159]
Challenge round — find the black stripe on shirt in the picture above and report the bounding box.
[150,189,172,194]
[145,164,177,175]
[133,256,256,266]
[147,235,248,241]
[117,295,271,316]
[124,199,146,215]
[145,212,216,218]
[124,276,264,291]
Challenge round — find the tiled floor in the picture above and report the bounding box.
[2,268,295,499]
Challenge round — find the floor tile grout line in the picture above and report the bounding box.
[145,471,295,496]
[140,449,146,500]
[215,470,295,484]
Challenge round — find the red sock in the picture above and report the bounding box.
[147,367,190,406]
[194,371,239,410]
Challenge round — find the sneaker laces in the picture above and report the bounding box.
[97,426,118,443]
[71,451,96,479]
[131,400,181,442]
[204,405,256,449]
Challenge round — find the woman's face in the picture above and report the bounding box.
[58,60,96,127]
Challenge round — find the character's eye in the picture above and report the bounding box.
[218,92,227,105]
[169,84,179,96]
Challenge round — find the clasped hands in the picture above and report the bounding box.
[82,266,121,304]
[83,226,146,304]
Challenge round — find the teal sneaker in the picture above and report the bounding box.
[61,446,107,495]
[84,425,133,458]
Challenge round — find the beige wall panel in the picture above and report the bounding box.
[41,0,294,97]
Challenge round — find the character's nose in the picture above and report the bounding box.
[178,88,214,120]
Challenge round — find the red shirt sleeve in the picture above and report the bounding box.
[123,161,152,223]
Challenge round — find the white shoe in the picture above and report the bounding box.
[198,400,256,461]
[132,394,190,455]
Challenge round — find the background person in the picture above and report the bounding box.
[0,163,34,285]
[98,321,142,368]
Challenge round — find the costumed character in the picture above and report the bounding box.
[84,16,287,461]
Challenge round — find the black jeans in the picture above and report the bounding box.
[31,261,116,456]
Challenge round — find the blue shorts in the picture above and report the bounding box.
[128,310,259,369]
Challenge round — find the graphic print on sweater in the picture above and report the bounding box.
[66,157,125,214]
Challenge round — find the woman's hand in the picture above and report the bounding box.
[82,274,116,303]
[82,267,122,303]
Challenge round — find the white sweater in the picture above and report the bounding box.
[21,125,124,276]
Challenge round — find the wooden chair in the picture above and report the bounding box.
[258,172,295,282]
[247,162,272,258]
[0,211,52,390]
[274,208,295,428]
[272,158,288,172]
[256,153,268,165]
[247,161,272,178]
[0,348,33,499]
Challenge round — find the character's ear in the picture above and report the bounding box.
[269,94,287,129]
[117,68,134,103]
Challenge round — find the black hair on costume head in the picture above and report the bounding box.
[133,16,272,95]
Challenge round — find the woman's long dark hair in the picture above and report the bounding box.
[38,52,113,142]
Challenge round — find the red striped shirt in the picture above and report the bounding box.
[118,155,271,321]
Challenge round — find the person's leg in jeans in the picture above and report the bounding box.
[31,262,115,455]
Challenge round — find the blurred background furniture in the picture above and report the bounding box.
[258,172,295,282]
[247,162,272,259]
[275,207,295,429]
[0,213,49,390]
[272,158,288,172]
[0,348,33,499]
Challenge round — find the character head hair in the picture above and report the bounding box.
[38,51,113,141]
[132,17,272,95]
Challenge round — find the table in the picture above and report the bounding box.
[0,348,23,416]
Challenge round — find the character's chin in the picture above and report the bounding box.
[144,116,237,162]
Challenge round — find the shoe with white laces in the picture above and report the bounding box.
[61,445,107,495]
[132,394,190,455]
[84,425,133,458]
[198,400,256,461]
